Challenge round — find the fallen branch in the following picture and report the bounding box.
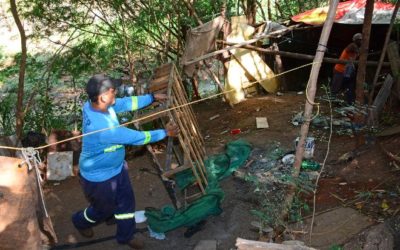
[380,141,400,163]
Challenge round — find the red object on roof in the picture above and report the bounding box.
[291,0,399,25]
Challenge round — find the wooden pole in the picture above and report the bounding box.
[282,0,339,221]
[173,66,205,146]
[368,0,400,105]
[355,0,374,106]
[172,86,207,163]
[272,42,286,90]
[171,100,208,188]
[219,41,391,67]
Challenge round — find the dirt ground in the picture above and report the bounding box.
[44,91,400,249]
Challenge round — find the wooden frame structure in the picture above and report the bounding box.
[136,63,208,207]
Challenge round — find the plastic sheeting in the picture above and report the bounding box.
[145,139,252,233]
[292,0,400,25]
[225,16,278,105]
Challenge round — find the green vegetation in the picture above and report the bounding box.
[0,0,329,136]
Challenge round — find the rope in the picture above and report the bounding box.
[21,147,49,217]
[0,61,320,152]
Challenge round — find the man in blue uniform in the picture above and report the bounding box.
[72,74,179,249]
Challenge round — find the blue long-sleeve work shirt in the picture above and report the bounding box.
[79,94,167,182]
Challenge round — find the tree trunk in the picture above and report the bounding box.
[245,0,257,25]
[183,0,203,25]
[256,0,266,21]
[10,0,27,140]
[355,0,374,106]
[267,0,272,20]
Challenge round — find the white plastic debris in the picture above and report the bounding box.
[148,226,166,240]
[47,151,73,181]
[135,210,147,223]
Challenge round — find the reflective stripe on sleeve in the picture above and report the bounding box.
[84,208,96,223]
[104,145,123,153]
[143,131,151,144]
[114,213,135,220]
[131,96,138,111]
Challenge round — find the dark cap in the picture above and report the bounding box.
[86,74,119,102]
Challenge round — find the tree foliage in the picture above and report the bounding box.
[1,0,333,136]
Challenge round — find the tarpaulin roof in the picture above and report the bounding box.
[291,0,400,25]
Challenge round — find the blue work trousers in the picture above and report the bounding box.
[72,165,136,244]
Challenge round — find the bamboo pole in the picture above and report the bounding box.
[172,83,206,157]
[368,0,400,105]
[172,66,206,148]
[282,0,339,223]
[164,63,175,171]
[171,99,208,187]
[170,103,206,193]
[172,96,208,180]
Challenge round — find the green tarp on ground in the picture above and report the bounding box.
[145,139,252,233]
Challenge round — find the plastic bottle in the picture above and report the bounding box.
[301,160,321,171]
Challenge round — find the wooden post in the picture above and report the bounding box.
[368,0,400,105]
[387,41,400,100]
[355,0,374,106]
[282,0,339,226]
[272,42,286,90]
[219,41,391,67]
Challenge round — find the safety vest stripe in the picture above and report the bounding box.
[84,208,96,223]
[143,131,151,144]
[131,96,138,111]
[104,144,123,153]
[114,213,135,220]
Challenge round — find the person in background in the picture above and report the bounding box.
[72,74,179,249]
[330,33,362,104]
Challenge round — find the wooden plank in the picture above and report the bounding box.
[135,108,169,125]
[377,125,400,137]
[154,63,173,76]
[387,41,400,98]
[148,81,168,92]
[150,74,170,86]
[372,74,393,118]
[387,41,400,77]
[185,192,203,202]
[162,165,192,178]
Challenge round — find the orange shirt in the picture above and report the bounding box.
[334,43,359,73]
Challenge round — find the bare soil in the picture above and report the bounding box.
[44,92,400,249]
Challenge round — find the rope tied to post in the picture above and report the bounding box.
[21,147,49,217]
